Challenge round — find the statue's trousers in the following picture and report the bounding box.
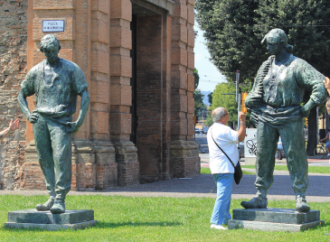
[32,114,72,197]
[255,118,308,197]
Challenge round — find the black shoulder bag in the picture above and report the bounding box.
[211,127,243,185]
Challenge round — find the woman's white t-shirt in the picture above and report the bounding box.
[207,123,239,174]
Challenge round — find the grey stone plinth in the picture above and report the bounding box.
[5,209,97,231]
[228,219,324,232]
[5,220,98,231]
[229,208,324,232]
[233,208,320,224]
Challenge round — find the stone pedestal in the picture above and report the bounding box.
[5,209,97,231]
[229,208,324,232]
[114,141,139,186]
[170,140,200,178]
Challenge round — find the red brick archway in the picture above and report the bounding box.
[15,0,200,191]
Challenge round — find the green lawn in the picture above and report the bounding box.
[0,195,329,241]
[242,165,330,174]
[201,167,255,175]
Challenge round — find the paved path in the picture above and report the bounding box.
[1,169,330,202]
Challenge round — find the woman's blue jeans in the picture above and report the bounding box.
[210,173,234,225]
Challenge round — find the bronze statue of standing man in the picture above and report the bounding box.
[241,29,326,212]
[18,34,90,214]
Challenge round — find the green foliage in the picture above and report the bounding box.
[193,89,206,116]
[194,68,200,89]
[195,0,330,81]
[205,113,213,127]
[207,92,213,106]
[211,83,237,124]
[207,82,253,127]
[242,165,330,174]
[255,0,330,78]
[195,0,263,81]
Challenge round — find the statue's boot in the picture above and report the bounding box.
[296,195,310,213]
[241,196,268,209]
[35,196,55,211]
[50,195,65,214]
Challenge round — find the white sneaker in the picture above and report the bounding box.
[210,224,228,230]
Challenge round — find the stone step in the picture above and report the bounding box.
[228,219,324,232]
[7,209,94,225]
[233,208,320,224]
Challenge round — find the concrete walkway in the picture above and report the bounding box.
[1,168,330,202]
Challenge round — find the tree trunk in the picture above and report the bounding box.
[307,106,317,156]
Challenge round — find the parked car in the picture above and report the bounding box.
[276,137,286,160]
[202,127,208,134]
[195,128,200,133]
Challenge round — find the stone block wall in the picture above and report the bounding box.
[0,0,28,189]
[171,0,195,141]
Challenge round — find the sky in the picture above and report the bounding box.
[194,22,227,92]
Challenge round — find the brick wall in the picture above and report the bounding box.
[171,0,195,141]
[136,15,162,183]
[0,0,28,189]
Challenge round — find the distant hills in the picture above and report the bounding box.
[201,91,211,106]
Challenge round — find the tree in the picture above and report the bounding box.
[208,92,213,106]
[196,0,330,151]
[194,89,205,117]
[206,82,253,128]
[194,68,200,89]
[195,0,263,81]
[195,0,330,80]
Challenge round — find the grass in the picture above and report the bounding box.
[242,165,330,174]
[0,195,329,241]
[201,167,255,175]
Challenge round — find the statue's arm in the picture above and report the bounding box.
[245,57,272,110]
[17,71,38,123]
[74,89,90,132]
[296,61,327,117]
[67,66,90,133]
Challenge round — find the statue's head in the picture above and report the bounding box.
[40,34,61,64]
[261,29,293,55]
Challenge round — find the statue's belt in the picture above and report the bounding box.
[34,112,72,126]
[253,105,302,126]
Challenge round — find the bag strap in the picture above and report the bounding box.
[211,125,236,168]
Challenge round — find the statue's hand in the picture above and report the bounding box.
[67,121,79,133]
[300,106,310,118]
[28,112,39,123]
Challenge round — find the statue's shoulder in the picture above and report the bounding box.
[291,57,314,69]
[59,58,82,72]
[257,56,274,72]
[29,60,46,74]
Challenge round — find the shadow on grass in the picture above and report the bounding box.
[95,221,182,228]
[1,222,182,232]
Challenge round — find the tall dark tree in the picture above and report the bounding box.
[194,68,200,89]
[195,0,262,81]
[208,92,213,106]
[195,0,330,80]
[194,89,205,116]
[196,0,330,151]
[255,0,330,78]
